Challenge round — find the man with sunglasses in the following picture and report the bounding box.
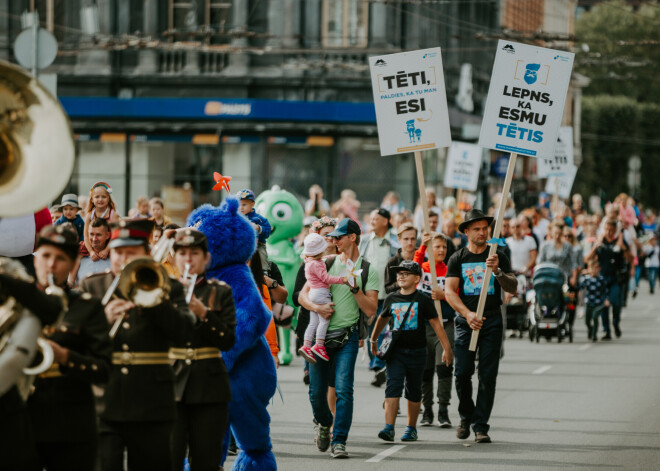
[299,218,378,459]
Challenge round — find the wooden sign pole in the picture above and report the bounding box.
[414,151,443,318]
[468,152,517,351]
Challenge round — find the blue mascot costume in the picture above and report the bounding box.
[187,197,277,471]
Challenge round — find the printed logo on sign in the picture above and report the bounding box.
[374,59,387,67]
[204,101,252,116]
[514,61,550,86]
[406,119,423,143]
[553,55,571,62]
[423,52,438,59]
[502,44,515,54]
[461,262,494,296]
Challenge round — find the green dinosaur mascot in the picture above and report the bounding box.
[255,186,304,365]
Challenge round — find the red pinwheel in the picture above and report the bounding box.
[212,172,232,193]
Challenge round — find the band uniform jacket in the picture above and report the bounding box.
[80,271,196,422]
[28,289,112,442]
[173,277,236,404]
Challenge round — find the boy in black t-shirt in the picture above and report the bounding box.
[445,210,517,444]
[370,260,453,443]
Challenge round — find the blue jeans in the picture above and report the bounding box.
[601,277,622,334]
[648,267,658,292]
[368,300,386,370]
[308,328,359,445]
[454,312,503,434]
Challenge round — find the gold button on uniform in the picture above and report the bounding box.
[122,344,129,351]
[122,322,130,330]
[121,367,129,375]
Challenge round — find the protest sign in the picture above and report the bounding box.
[545,164,578,199]
[478,40,574,158]
[369,48,451,156]
[444,141,482,191]
[537,126,574,177]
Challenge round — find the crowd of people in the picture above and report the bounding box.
[2,176,657,469]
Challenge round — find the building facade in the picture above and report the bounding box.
[1,1,581,218]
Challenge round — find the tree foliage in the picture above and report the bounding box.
[575,0,660,103]
[576,96,660,208]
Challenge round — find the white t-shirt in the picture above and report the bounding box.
[644,245,659,268]
[506,235,537,272]
[533,218,550,243]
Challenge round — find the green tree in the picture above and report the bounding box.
[576,0,660,103]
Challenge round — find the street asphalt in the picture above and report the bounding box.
[226,288,660,470]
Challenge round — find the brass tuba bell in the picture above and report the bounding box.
[0,60,75,217]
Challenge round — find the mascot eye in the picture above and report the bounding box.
[256,203,266,215]
[271,203,292,221]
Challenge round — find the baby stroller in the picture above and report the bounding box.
[528,263,572,343]
[505,272,530,338]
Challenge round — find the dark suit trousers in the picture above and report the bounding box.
[35,442,96,471]
[99,419,174,471]
[173,402,228,471]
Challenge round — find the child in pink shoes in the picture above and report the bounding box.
[298,233,348,362]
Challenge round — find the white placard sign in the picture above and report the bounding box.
[537,126,574,177]
[545,164,578,199]
[478,41,574,158]
[444,141,482,191]
[369,48,452,156]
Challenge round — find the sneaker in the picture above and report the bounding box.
[371,367,387,387]
[298,345,317,364]
[314,424,331,452]
[311,343,330,361]
[420,412,433,427]
[378,425,395,442]
[456,420,471,440]
[438,409,452,428]
[330,443,348,459]
[401,426,418,442]
[601,334,612,341]
[632,289,638,299]
[474,431,492,443]
[614,326,621,338]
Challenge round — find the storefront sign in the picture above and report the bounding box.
[368,47,452,156]
[443,141,482,191]
[478,41,574,158]
[537,126,574,177]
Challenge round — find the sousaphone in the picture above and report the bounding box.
[0,60,74,217]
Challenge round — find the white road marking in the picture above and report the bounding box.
[366,445,406,463]
[578,344,592,351]
[532,365,553,375]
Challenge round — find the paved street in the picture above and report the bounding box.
[228,290,660,470]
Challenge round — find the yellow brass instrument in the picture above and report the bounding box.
[0,60,75,217]
[108,257,172,338]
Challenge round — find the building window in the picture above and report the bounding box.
[322,0,368,48]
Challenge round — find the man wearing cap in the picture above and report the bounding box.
[170,228,237,471]
[27,224,112,470]
[299,217,379,459]
[359,208,400,385]
[53,193,85,242]
[444,209,518,444]
[80,218,197,471]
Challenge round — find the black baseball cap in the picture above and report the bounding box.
[327,218,361,238]
[376,208,392,228]
[391,260,422,277]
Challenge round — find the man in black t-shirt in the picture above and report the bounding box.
[585,218,630,339]
[370,260,452,443]
[445,209,518,444]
